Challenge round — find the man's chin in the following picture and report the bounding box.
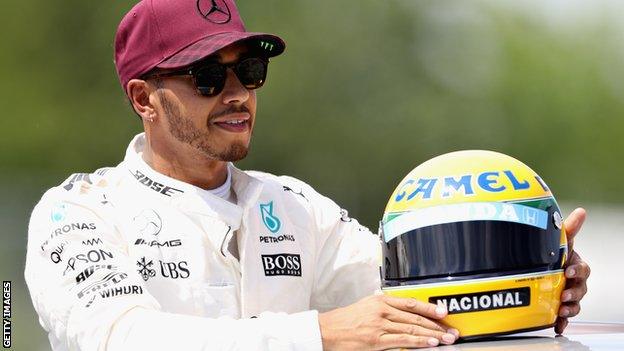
[213,142,249,162]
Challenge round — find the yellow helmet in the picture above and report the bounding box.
[380,150,567,339]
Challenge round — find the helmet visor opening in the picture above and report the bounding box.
[383,219,563,282]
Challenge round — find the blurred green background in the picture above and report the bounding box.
[2,1,623,349]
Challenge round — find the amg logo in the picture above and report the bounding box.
[261,254,301,277]
[134,238,182,247]
[429,287,530,314]
[131,170,183,197]
[82,238,103,246]
[99,285,143,298]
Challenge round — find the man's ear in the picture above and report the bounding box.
[127,79,156,122]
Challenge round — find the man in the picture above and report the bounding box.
[25,0,590,350]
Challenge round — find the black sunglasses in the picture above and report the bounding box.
[144,56,269,97]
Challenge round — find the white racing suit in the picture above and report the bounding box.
[25,133,381,351]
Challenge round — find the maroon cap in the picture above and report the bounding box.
[114,0,285,93]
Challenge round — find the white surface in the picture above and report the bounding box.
[424,322,624,350]
[561,203,624,323]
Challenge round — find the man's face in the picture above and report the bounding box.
[150,43,258,162]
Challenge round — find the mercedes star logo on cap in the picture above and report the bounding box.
[197,0,231,24]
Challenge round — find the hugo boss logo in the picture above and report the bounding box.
[261,254,301,277]
[197,0,231,24]
[429,287,530,314]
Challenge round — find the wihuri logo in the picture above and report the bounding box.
[260,201,281,234]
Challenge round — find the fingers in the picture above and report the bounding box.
[384,305,449,333]
[377,296,459,348]
[554,317,568,335]
[560,251,589,317]
[563,207,586,248]
[383,295,447,320]
[565,252,591,280]
[378,333,443,349]
[384,321,458,346]
[561,283,588,305]
[559,302,581,318]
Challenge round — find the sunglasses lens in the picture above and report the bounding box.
[193,57,268,96]
[236,58,268,89]
[195,64,226,96]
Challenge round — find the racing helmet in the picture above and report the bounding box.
[380,150,567,339]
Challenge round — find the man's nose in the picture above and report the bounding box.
[220,68,250,104]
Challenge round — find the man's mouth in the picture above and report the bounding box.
[212,113,251,133]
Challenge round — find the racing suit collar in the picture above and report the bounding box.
[122,133,263,228]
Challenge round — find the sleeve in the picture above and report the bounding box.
[290,181,382,312]
[25,189,323,351]
[25,191,161,350]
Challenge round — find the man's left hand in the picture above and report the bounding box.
[555,207,590,334]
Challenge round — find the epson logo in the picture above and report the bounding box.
[261,254,301,277]
[429,287,530,314]
[63,249,114,275]
[134,238,182,247]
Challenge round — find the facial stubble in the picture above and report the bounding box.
[157,90,250,162]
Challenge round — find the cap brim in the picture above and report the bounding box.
[156,32,285,69]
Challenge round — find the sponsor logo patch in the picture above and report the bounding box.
[82,238,103,246]
[77,272,127,299]
[50,203,68,223]
[261,254,301,277]
[133,209,163,236]
[63,249,114,275]
[131,170,183,197]
[99,285,144,299]
[197,0,231,24]
[75,265,116,283]
[282,185,307,201]
[159,260,190,280]
[429,287,530,314]
[259,234,295,244]
[134,238,182,247]
[260,201,281,234]
[136,257,156,282]
[136,257,189,281]
[40,222,97,251]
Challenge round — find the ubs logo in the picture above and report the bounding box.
[197,0,231,24]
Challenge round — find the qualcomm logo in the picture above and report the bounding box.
[260,201,281,234]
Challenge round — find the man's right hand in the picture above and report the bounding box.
[318,294,459,350]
